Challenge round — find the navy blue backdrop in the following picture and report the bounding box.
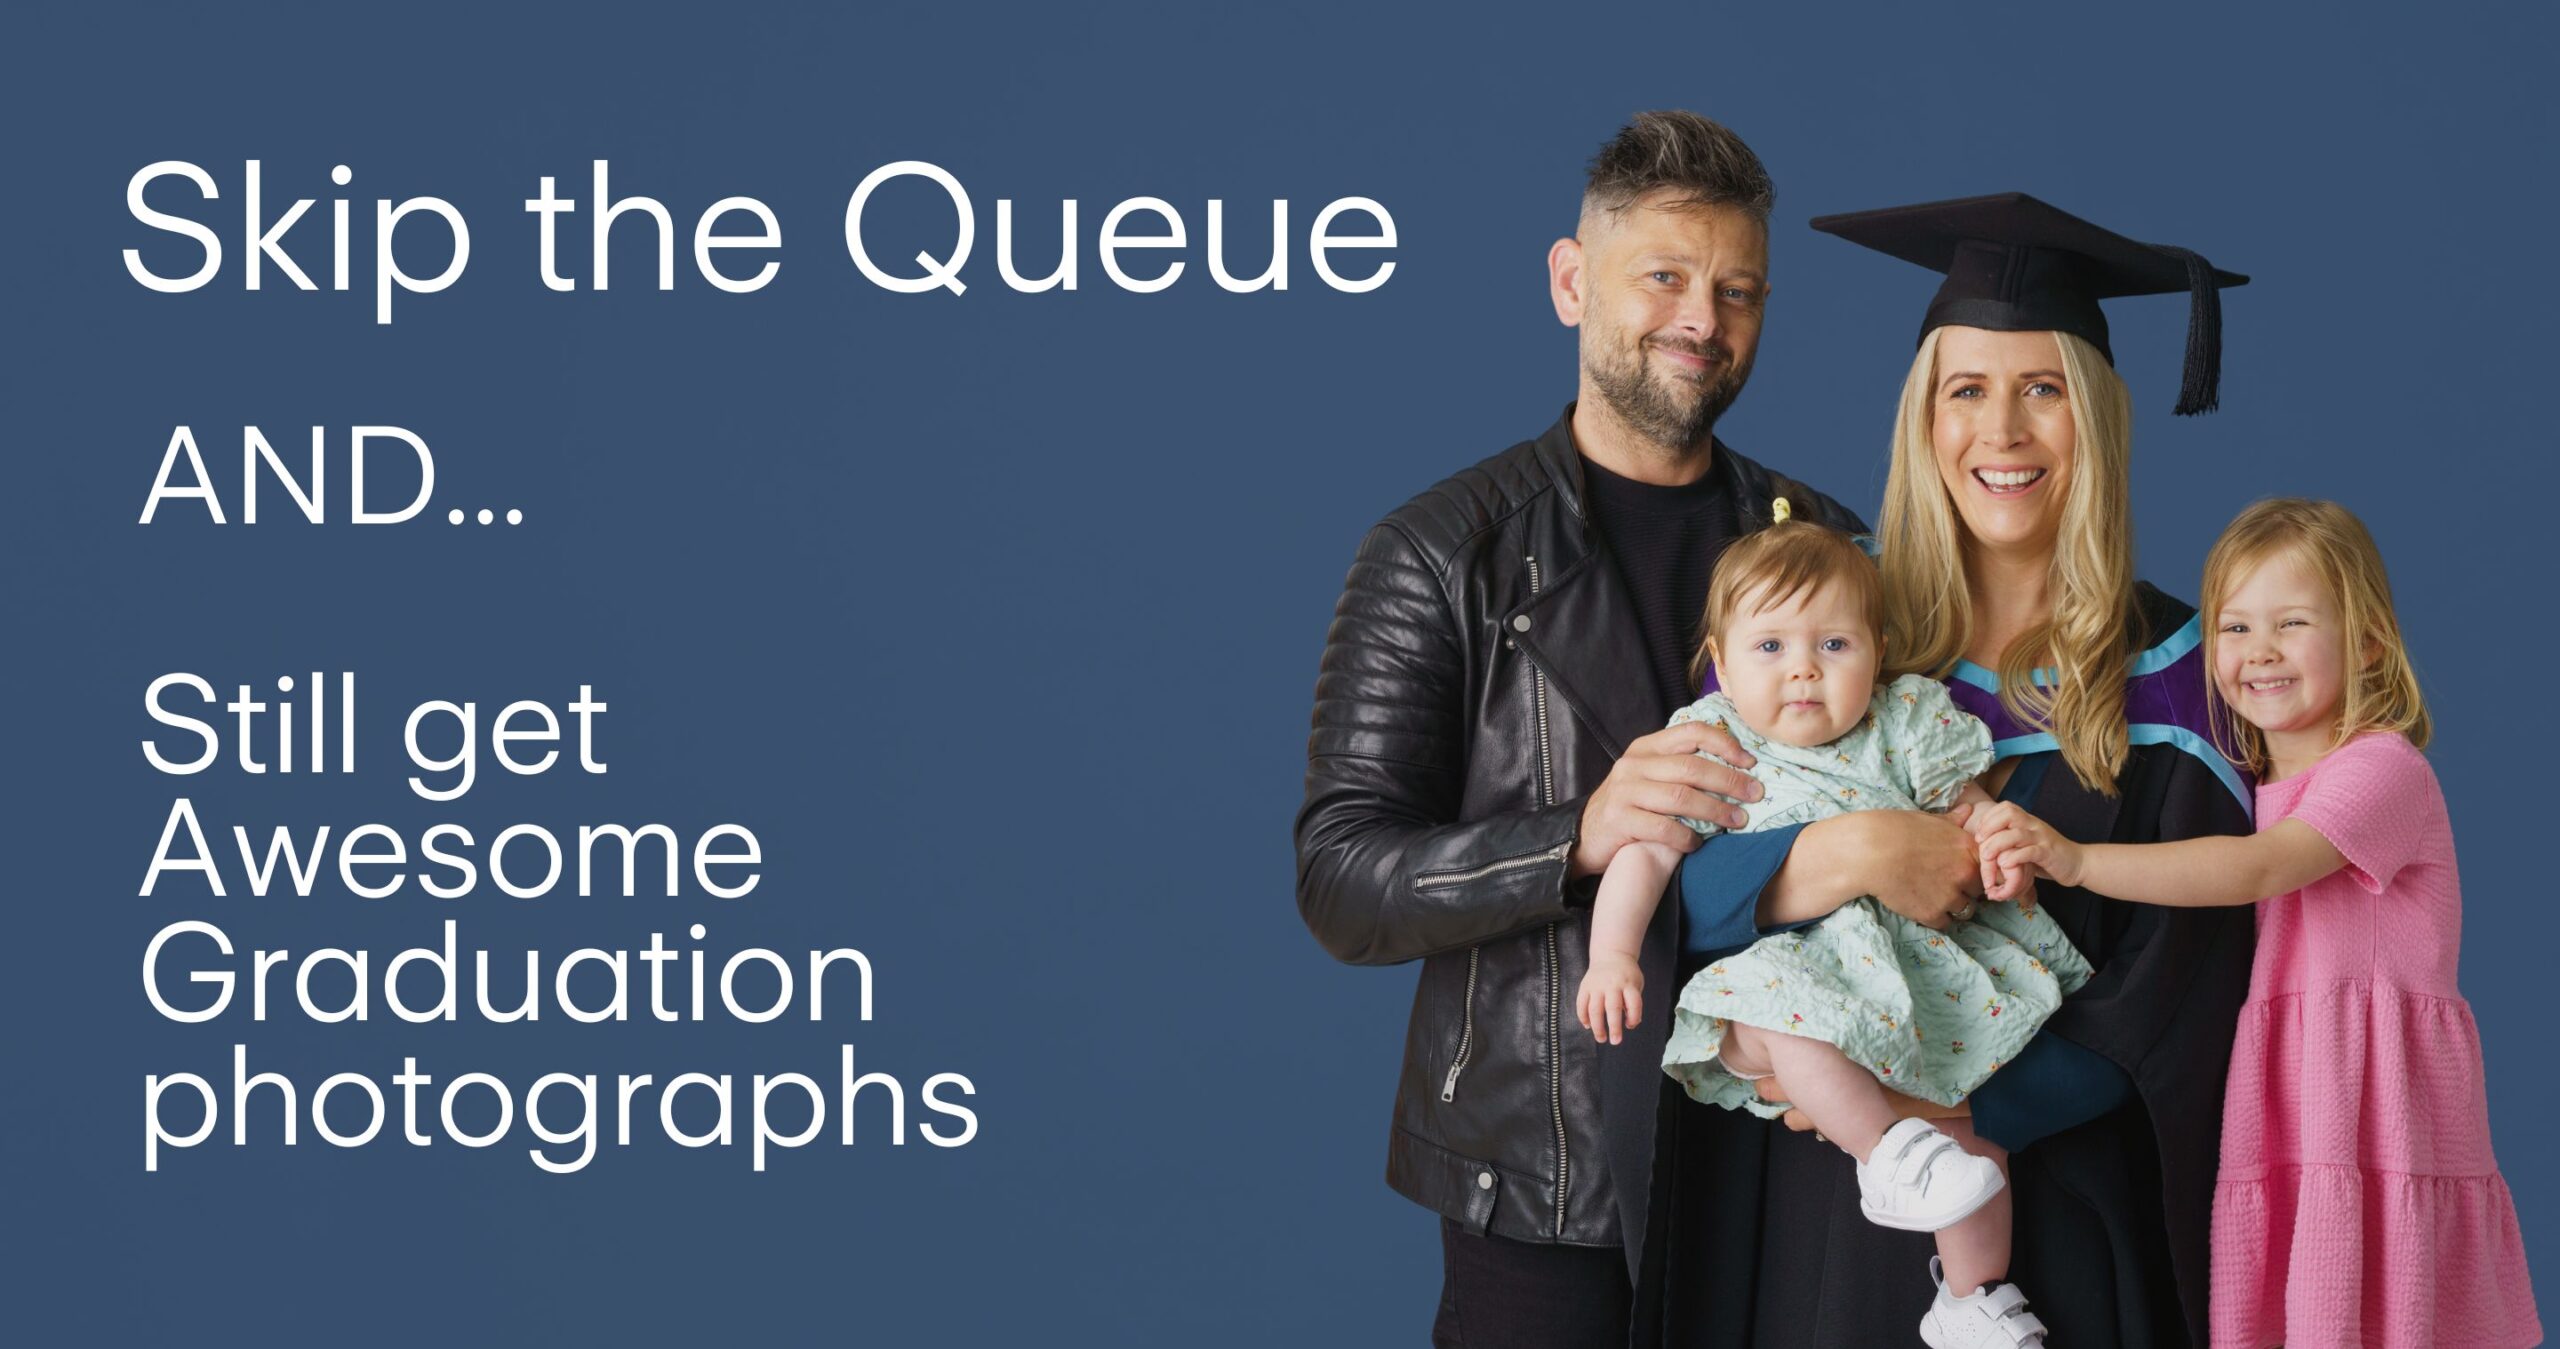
[4,2,2552,1343]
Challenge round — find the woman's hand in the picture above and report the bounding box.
[1769,810,1984,930]
[1755,1077,1970,1134]
[1571,721,1761,878]
[1966,801,2086,890]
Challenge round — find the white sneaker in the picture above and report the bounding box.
[1854,1117,2004,1232]
[1918,1257,2049,1347]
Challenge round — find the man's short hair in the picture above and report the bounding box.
[1583,110,1775,228]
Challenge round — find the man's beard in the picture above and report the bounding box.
[1586,333,1752,453]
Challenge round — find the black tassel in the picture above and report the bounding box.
[2154,244,2222,416]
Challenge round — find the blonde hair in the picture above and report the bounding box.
[1877,327,2139,794]
[2200,498,2430,776]
[1688,520,1883,687]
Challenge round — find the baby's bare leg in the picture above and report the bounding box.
[1929,1117,2011,1296]
[1722,1021,1897,1161]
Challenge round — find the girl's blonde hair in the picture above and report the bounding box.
[1687,520,1883,686]
[2200,498,2430,776]
[1878,327,2140,795]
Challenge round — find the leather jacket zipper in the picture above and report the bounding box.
[1432,838,1571,1105]
[1528,554,1569,1235]
[1415,844,1571,890]
[1527,558,1555,808]
[1440,945,1479,1102]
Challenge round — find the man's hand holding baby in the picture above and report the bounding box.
[1571,720,1763,878]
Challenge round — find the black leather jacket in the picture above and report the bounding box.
[1296,408,1862,1261]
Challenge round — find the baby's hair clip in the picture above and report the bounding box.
[1771,496,1792,524]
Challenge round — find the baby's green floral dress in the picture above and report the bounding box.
[1660,673,2093,1115]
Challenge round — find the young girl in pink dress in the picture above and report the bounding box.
[1967,497,2539,1348]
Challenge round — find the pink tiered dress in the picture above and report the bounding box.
[2210,733,2540,1347]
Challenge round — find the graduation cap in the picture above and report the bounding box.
[1809,193,2248,415]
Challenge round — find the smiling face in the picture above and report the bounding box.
[1558,193,1769,453]
[1710,579,1881,747]
[2211,548,2352,750]
[1929,326,2078,558]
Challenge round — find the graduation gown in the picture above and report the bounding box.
[1658,584,2256,1347]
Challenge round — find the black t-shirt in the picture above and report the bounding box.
[1577,451,1741,712]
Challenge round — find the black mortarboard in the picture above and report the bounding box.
[1809,193,2248,415]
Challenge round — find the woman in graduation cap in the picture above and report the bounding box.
[1666,195,2254,1348]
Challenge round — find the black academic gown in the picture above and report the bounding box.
[1660,587,2256,1348]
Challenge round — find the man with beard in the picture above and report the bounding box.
[1295,112,1983,1346]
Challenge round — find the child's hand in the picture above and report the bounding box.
[1967,801,2085,890]
[1576,957,1645,1046]
[1984,863,2036,905]
[1946,781,1997,829]
[1942,783,2023,898]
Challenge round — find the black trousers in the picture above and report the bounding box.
[1432,1218,1631,1349]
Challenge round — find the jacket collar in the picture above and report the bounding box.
[1530,407,1593,523]
[1512,533,1663,756]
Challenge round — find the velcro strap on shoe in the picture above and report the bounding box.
[1979,1284,2046,1344]
[1892,1132,1961,1189]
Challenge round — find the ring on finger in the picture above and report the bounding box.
[1951,903,1979,921]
